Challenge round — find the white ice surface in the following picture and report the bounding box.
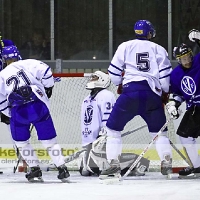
[0,167,200,200]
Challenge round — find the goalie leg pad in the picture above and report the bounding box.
[78,144,100,176]
[120,153,150,176]
[90,151,150,176]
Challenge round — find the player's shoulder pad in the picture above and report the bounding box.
[97,89,115,100]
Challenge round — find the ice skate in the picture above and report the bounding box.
[46,163,57,171]
[57,164,70,183]
[161,154,172,175]
[25,166,43,183]
[99,159,121,180]
[178,166,200,179]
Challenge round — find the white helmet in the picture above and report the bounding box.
[86,71,111,90]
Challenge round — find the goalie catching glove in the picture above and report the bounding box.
[166,100,182,119]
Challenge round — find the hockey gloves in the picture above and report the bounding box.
[166,101,181,119]
[45,86,53,98]
[188,29,200,43]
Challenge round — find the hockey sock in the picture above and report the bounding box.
[15,141,39,167]
[106,127,122,160]
[41,138,65,167]
[150,131,172,160]
[179,136,200,168]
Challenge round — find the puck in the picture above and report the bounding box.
[0,171,3,174]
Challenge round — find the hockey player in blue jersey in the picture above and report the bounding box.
[0,45,70,182]
[99,20,173,180]
[166,29,200,179]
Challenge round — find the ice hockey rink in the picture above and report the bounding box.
[0,103,200,200]
[0,166,200,200]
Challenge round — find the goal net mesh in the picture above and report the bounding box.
[30,74,187,171]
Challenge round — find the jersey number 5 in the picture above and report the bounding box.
[136,52,150,72]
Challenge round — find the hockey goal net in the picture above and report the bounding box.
[29,73,187,171]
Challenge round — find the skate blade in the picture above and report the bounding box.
[178,173,200,179]
[47,167,58,171]
[166,173,174,179]
[60,177,73,183]
[99,174,122,185]
[28,177,44,183]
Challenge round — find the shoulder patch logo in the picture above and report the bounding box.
[36,89,43,97]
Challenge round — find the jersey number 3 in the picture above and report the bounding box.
[136,52,150,72]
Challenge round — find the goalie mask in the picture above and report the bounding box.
[86,71,111,90]
[173,43,193,68]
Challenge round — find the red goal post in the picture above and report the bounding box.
[29,73,187,171]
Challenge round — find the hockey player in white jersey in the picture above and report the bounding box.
[0,45,70,182]
[80,71,115,176]
[79,71,150,176]
[0,38,26,174]
[99,20,173,180]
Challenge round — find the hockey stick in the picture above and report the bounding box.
[183,146,194,168]
[169,140,193,168]
[121,119,171,181]
[13,147,21,173]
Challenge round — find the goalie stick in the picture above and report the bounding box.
[121,118,172,181]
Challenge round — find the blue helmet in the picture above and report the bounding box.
[2,45,19,61]
[134,20,156,39]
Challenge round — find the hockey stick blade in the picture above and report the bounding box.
[169,140,193,167]
[121,119,171,181]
